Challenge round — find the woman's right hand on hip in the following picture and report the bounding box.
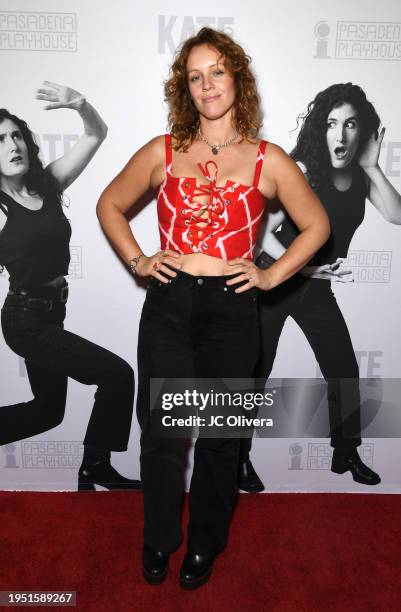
[136,250,182,282]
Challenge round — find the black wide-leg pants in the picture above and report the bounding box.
[136,271,259,555]
[1,282,135,450]
[240,273,361,461]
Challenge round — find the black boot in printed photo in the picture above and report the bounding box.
[331,447,381,485]
[78,445,142,491]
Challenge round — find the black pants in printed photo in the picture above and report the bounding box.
[240,273,361,461]
[136,271,259,555]
[0,281,134,450]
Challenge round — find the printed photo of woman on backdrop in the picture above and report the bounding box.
[0,81,141,491]
[240,83,401,493]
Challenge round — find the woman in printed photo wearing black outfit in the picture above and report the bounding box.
[0,82,141,491]
[240,83,401,492]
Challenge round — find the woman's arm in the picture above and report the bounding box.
[266,146,330,287]
[96,135,181,281]
[359,128,401,224]
[261,163,350,282]
[37,81,108,191]
[228,144,330,293]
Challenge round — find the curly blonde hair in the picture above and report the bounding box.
[164,27,262,151]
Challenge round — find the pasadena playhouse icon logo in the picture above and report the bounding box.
[288,442,303,470]
[314,20,401,60]
[21,441,84,469]
[345,251,392,283]
[158,15,234,54]
[1,443,20,469]
[0,11,77,52]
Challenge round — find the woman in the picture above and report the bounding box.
[0,82,140,491]
[97,28,329,588]
[241,83,401,490]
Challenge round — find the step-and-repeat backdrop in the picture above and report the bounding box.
[1,0,400,491]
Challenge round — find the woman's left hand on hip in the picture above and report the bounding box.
[226,258,272,292]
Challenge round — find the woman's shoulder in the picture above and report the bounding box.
[143,134,167,152]
[260,142,293,170]
[264,145,309,173]
[132,134,167,165]
[262,141,286,159]
[258,145,312,192]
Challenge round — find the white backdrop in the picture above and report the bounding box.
[0,0,400,492]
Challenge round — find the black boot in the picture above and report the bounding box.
[331,447,381,485]
[238,459,264,493]
[78,446,142,491]
[180,552,216,589]
[142,544,170,584]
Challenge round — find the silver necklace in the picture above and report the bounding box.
[198,129,238,155]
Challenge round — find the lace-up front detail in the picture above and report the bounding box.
[157,134,266,260]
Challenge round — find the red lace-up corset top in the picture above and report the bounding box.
[157,134,267,260]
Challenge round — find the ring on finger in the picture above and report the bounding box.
[153,261,160,271]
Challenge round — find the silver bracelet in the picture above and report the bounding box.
[128,253,144,275]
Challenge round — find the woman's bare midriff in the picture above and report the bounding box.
[176,253,236,276]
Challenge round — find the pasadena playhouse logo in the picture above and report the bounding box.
[21,441,83,469]
[307,442,374,469]
[0,11,77,52]
[289,442,375,470]
[345,250,392,283]
[158,15,234,53]
[314,20,401,60]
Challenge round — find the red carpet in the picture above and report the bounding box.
[1,491,400,611]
